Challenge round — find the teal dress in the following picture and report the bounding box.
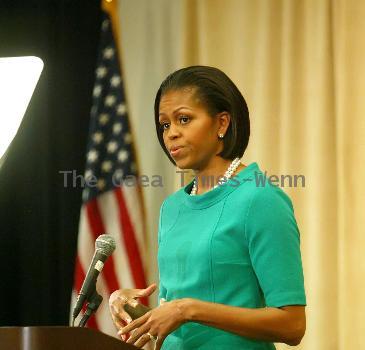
[157,162,306,350]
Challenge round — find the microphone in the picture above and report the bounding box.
[72,234,116,323]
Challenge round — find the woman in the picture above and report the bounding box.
[109,66,306,350]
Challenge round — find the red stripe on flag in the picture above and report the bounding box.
[74,255,98,329]
[85,198,106,237]
[85,199,120,293]
[114,188,147,304]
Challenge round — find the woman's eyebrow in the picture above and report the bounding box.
[159,106,193,116]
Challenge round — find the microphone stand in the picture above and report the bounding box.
[78,289,103,327]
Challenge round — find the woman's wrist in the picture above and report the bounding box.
[175,298,197,323]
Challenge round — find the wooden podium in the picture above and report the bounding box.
[0,327,138,350]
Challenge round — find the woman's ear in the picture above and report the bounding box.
[217,112,231,136]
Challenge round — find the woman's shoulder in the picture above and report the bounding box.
[230,164,294,210]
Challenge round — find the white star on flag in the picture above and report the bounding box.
[105,95,116,107]
[96,66,107,79]
[118,149,128,162]
[84,169,93,180]
[97,178,106,190]
[92,132,104,144]
[113,169,124,180]
[110,75,121,87]
[117,103,127,115]
[93,85,102,97]
[102,19,109,31]
[113,123,123,134]
[107,141,118,153]
[99,113,110,125]
[103,47,115,59]
[87,149,99,163]
[101,161,113,173]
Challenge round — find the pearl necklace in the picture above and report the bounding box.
[190,157,241,196]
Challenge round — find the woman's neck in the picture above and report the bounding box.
[193,159,246,195]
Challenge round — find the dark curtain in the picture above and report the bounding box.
[0,0,101,326]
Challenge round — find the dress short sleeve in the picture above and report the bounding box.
[245,186,306,307]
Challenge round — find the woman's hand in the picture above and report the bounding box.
[109,283,157,340]
[119,298,188,350]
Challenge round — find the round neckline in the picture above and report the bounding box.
[182,162,259,209]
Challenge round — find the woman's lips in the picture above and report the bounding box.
[170,146,184,157]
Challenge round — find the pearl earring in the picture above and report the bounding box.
[218,133,224,139]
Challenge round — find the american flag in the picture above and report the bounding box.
[72,8,148,335]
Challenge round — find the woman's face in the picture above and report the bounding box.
[158,88,224,170]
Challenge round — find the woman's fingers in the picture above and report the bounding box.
[109,285,157,341]
[136,283,157,298]
[110,303,132,323]
[109,289,121,305]
[109,284,157,309]
[134,334,151,348]
[110,312,125,329]
[125,322,150,344]
[109,302,133,338]
[154,336,165,350]
[119,312,149,336]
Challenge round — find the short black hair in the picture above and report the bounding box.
[154,65,250,165]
